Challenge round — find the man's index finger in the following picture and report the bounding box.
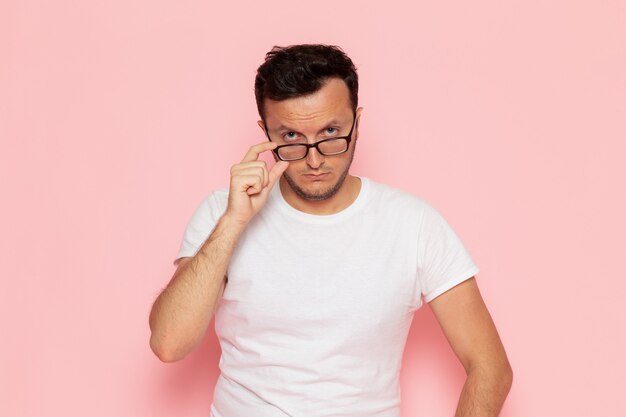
[241,141,277,163]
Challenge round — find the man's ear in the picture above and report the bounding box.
[258,119,277,161]
[355,107,363,138]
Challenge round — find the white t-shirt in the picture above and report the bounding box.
[175,176,479,417]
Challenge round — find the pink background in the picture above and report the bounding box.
[2,0,625,416]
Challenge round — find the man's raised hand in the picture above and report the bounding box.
[225,141,289,227]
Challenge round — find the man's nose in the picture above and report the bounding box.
[305,146,325,169]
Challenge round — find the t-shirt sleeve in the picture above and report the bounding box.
[174,190,227,265]
[416,201,480,303]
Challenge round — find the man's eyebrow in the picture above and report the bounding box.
[320,119,345,129]
[270,119,348,133]
[271,123,298,133]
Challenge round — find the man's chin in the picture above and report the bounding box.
[300,189,338,201]
[284,174,344,202]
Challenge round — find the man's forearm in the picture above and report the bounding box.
[454,363,513,417]
[149,213,245,362]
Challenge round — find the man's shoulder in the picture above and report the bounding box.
[365,177,428,210]
[196,186,229,212]
[213,186,230,199]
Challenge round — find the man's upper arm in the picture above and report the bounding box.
[428,277,511,373]
[173,257,190,268]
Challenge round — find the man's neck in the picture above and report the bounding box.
[279,175,362,215]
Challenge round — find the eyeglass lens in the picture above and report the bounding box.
[277,138,348,160]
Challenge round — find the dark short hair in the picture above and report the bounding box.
[254,44,359,120]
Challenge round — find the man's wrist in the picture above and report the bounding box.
[219,211,250,234]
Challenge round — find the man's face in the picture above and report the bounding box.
[258,78,362,202]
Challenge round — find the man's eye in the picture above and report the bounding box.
[283,132,299,141]
[325,127,338,135]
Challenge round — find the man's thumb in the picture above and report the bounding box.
[268,161,289,188]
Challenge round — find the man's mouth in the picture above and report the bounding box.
[304,172,330,180]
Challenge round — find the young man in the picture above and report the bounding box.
[149,44,513,417]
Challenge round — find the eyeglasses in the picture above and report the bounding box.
[264,112,356,161]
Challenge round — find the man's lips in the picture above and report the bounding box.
[304,172,330,180]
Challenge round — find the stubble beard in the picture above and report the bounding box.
[283,145,356,202]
